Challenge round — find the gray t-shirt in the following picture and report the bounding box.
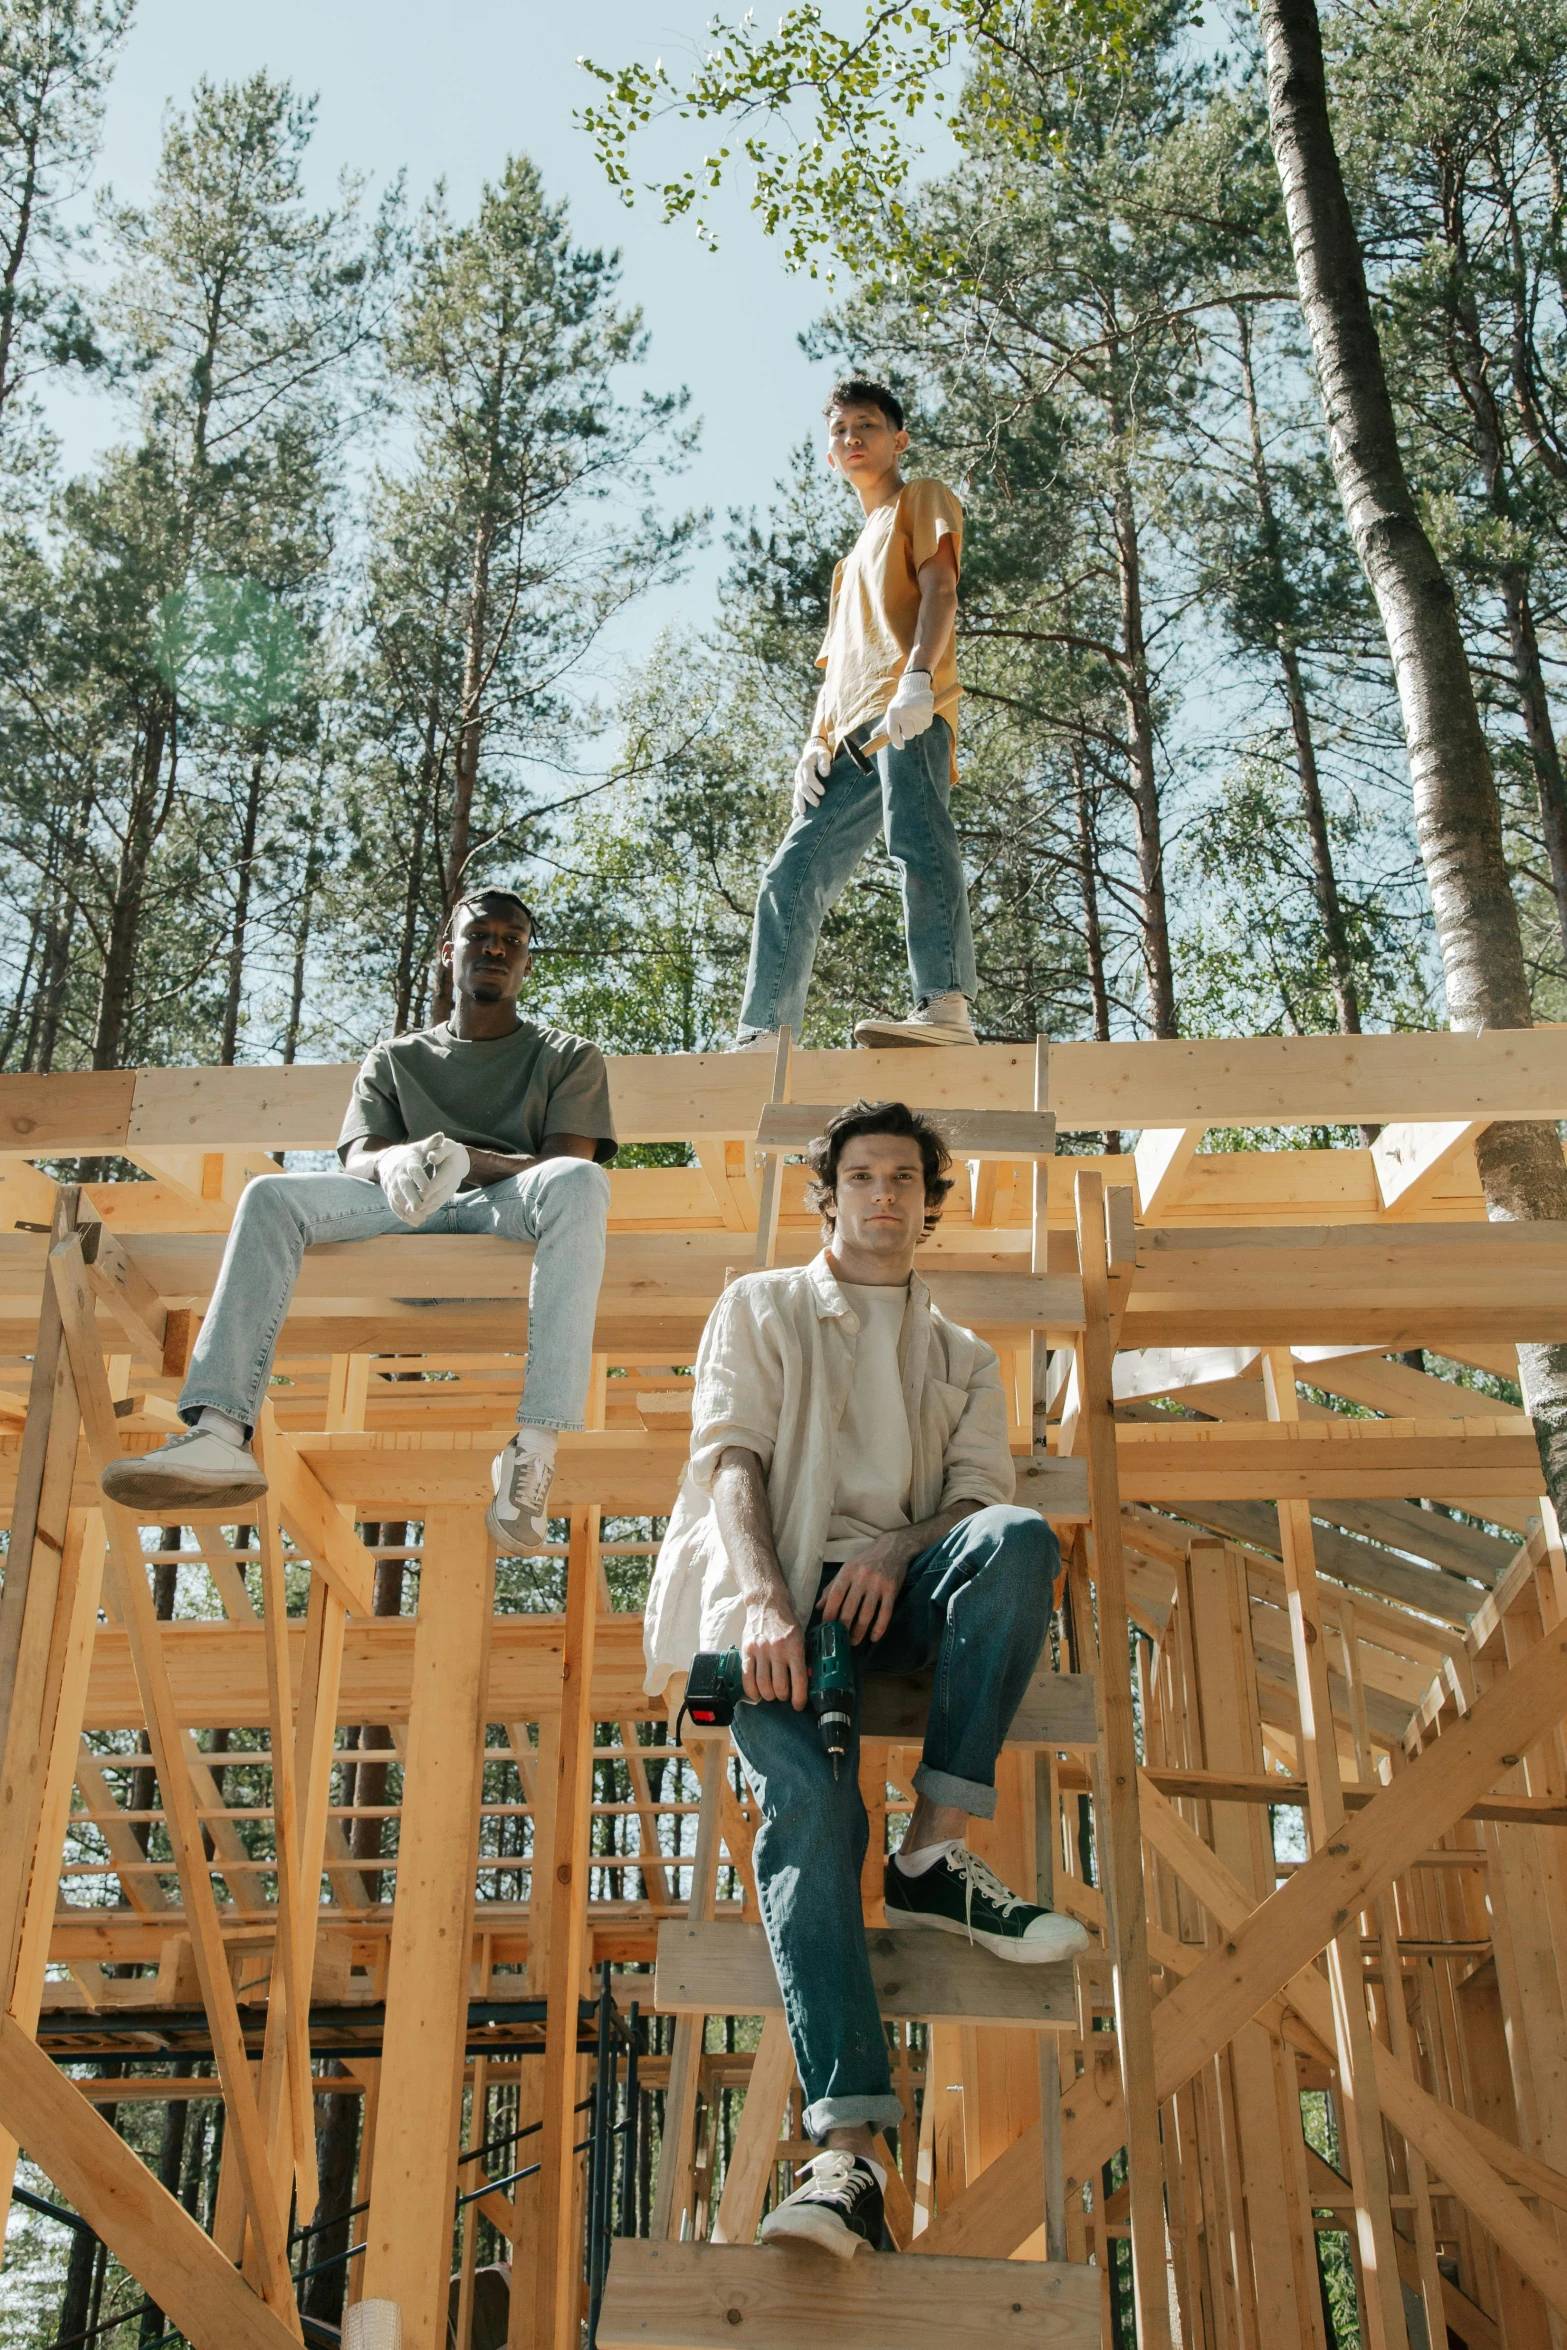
[338,1020,618,1164]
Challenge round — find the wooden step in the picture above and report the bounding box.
[860,1665,1097,1745]
[597,2241,1100,2349]
[654,1919,1078,2030]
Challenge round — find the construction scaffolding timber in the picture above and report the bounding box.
[2,1029,1567,2349]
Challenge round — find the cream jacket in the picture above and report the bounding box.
[642,1251,1016,1695]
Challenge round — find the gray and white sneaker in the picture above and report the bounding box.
[853,992,976,1048]
[759,2151,883,2259]
[884,1845,1092,1964]
[99,1426,268,1513]
[730,1028,781,1054]
[486,1436,556,1553]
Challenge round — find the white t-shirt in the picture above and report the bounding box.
[823,1283,914,1560]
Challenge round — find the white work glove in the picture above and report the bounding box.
[377,1132,470,1226]
[885,667,935,749]
[791,737,832,820]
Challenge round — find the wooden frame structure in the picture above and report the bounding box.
[3,1031,1567,2347]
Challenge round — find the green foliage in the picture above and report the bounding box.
[577,0,1163,277]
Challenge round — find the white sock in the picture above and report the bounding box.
[195,1408,246,1447]
[894,1834,962,1878]
[513,1425,558,1458]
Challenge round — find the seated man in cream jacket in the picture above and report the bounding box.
[644,1098,1088,2261]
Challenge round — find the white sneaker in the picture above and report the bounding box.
[730,1029,781,1054]
[486,1435,556,1553]
[100,1425,268,1512]
[854,992,977,1048]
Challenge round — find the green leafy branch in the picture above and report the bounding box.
[576,1,1149,276]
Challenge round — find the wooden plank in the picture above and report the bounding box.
[1372,1118,1488,1213]
[536,1507,601,2350]
[652,1749,724,2243]
[360,1505,492,2350]
[1141,1776,1567,2326]
[597,2240,1101,2349]
[50,1238,295,2311]
[1048,1028,1567,1129]
[861,1666,1098,1747]
[78,1613,655,1729]
[0,2016,301,2350]
[0,1187,82,1999]
[1134,1126,1203,1219]
[0,1069,138,1153]
[1072,1170,1168,2348]
[709,2011,794,2245]
[756,1104,1055,1159]
[1260,1351,1405,2350]
[0,1512,105,2241]
[250,1420,375,1616]
[80,1220,168,1362]
[654,1920,1076,2029]
[0,1032,1558,1161]
[916,1571,1567,2261]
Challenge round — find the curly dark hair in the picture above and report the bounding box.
[803,1099,954,1239]
[823,375,905,432]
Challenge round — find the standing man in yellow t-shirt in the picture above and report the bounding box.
[733,377,979,1050]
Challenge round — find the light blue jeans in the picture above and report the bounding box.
[179,1158,611,1438]
[738,715,979,1036]
[729,1504,1058,2138]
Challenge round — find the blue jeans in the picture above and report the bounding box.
[729,1504,1057,2139]
[738,716,978,1036]
[179,1158,611,1438]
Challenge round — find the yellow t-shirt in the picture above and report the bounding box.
[813,477,963,778]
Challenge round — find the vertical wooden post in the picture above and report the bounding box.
[1260,1348,1408,2350]
[0,1509,105,2238]
[0,1186,84,1999]
[1074,1169,1170,2350]
[535,1506,602,2350]
[650,1746,725,2241]
[361,1504,492,2350]
[1337,1605,1448,2350]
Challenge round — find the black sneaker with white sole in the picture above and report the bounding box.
[884,1844,1093,1964]
[758,2151,883,2259]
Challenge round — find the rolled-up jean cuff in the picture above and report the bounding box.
[912,1762,996,1818]
[803,2093,904,2142]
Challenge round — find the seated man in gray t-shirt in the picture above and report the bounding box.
[101,889,617,1552]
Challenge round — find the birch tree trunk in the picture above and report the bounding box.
[1259,0,1567,1503]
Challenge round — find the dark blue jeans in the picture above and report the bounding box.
[729,1504,1057,2139]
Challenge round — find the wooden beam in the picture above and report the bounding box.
[360,1505,491,2350]
[654,1920,1076,2030]
[1134,1126,1203,1219]
[1260,1348,1405,2350]
[915,1594,1567,2260]
[1073,1170,1169,2349]
[50,1238,295,2312]
[536,1507,602,2350]
[253,1420,375,1615]
[1371,1119,1487,1214]
[597,2240,1102,2350]
[0,2016,301,2350]
[710,2011,794,2245]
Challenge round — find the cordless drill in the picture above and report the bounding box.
[679,1620,856,1777]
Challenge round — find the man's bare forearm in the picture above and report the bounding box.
[711,1445,795,1615]
[909,557,958,676]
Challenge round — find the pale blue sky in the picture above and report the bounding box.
[48,0,851,669]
